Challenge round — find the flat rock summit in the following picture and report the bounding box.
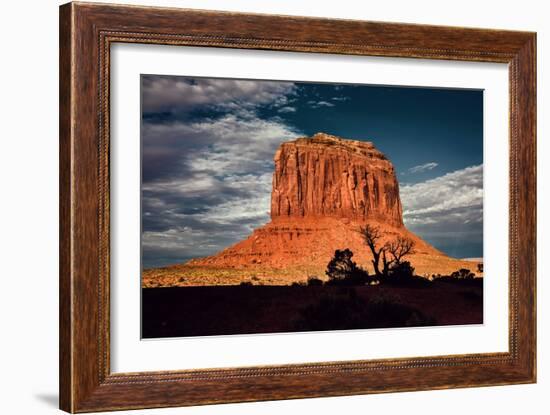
[144,133,480,286]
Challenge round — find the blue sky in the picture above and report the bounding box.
[141,75,483,268]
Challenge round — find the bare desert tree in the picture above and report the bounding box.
[359,226,416,278]
[359,224,387,277]
[385,236,415,265]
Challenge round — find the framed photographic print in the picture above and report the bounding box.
[59,2,536,412]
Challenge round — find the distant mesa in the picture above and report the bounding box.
[146,133,480,286]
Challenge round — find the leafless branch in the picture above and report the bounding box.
[385,236,415,264]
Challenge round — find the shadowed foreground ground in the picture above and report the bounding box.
[142,280,483,338]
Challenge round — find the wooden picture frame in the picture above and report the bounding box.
[59,2,536,412]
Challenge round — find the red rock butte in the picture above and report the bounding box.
[271,133,403,226]
[145,133,481,286]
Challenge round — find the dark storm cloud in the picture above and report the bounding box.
[141,75,297,113]
[141,76,304,267]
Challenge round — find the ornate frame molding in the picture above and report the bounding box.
[60,2,536,412]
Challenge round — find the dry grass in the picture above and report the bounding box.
[142,265,326,287]
[142,258,482,288]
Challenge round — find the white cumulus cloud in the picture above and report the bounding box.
[277,106,297,113]
[401,164,483,227]
[408,162,439,174]
[399,164,483,259]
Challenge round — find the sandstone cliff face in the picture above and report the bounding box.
[271,133,403,227]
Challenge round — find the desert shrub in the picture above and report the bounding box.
[325,249,371,286]
[345,271,373,286]
[307,276,324,286]
[239,281,253,286]
[382,262,432,287]
[291,281,306,287]
[450,268,475,279]
[388,261,415,279]
[326,249,356,280]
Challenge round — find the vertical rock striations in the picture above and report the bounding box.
[271,133,403,227]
